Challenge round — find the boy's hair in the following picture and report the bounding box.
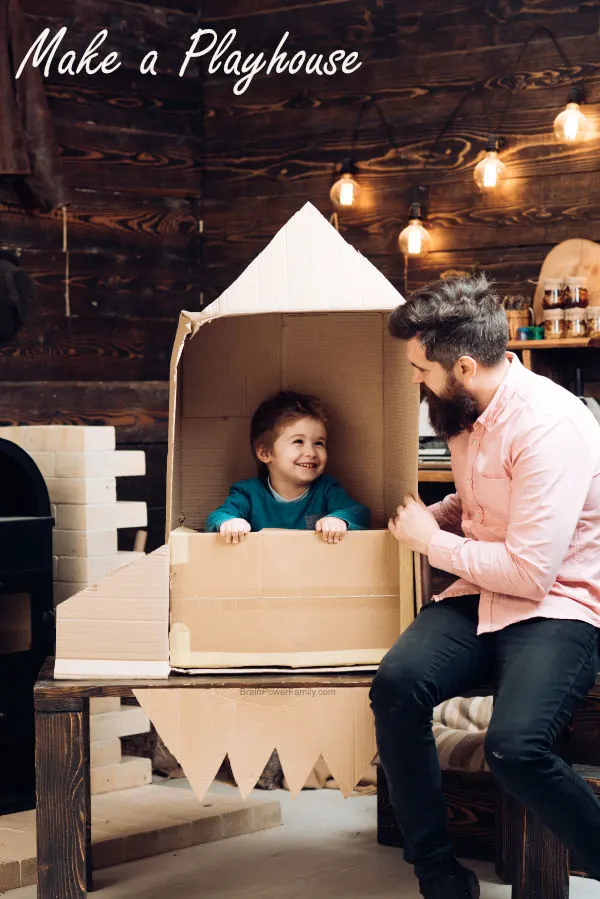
[388,274,509,370]
[250,391,328,477]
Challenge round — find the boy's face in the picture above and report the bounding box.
[257,416,327,489]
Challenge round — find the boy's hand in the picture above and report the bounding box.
[219,518,251,544]
[388,495,439,554]
[315,516,347,544]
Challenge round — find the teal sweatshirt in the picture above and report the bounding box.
[205,474,370,532]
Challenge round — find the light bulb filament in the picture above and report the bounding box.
[474,145,506,191]
[339,179,355,206]
[564,107,579,141]
[407,224,422,255]
[554,101,591,143]
[482,158,498,188]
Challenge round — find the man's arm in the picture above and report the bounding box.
[428,492,463,536]
[428,418,597,600]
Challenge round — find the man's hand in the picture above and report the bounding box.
[315,516,347,543]
[219,518,251,544]
[388,495,439,554]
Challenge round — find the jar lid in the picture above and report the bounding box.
[566,276,588,286]
[565,307,587,319]
[543,278,563,288]
[543,309,565,319]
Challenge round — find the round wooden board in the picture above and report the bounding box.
[533,238,600,322]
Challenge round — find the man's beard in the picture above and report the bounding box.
[423,374,480,442]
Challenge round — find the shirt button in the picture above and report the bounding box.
[467,479,472,486]
[476,512,483,521]
[472,440,478,447]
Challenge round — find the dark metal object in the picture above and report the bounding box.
[0,437,54,812]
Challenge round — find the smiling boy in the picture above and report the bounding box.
[205,391,370,543]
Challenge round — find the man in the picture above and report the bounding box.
[371,274,600,899]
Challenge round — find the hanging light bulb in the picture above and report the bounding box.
[554,85,591,143]
[398,201,431,257]
[330,158,360,210]
[473,135,506,191]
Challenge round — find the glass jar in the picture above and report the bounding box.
[562,276,589,309]
[586,306,600,338]
[543,308,565,339]
[542,278,564,309]
[564,307,587,339]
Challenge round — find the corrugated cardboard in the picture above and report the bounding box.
[54,202,420,798]
[169,529,413,669]
[167,205,417,536]
[54,546,170,679]
[169,312,415,534]
[133,686,375,800]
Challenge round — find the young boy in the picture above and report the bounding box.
[205,391,370,544]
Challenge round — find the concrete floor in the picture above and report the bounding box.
[9,779,600,898]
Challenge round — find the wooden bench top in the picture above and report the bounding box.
[34,657,376,707]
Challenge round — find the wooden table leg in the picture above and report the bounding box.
[508,794,569,899]
[35,697,91,899]
[495,789,515,884]
[83,699,93,892]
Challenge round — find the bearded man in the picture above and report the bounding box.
[371,274,600,899]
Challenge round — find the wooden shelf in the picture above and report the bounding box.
[418,468,455,483]
[508,338,593,350]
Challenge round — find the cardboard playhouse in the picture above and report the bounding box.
[55,202,420,799]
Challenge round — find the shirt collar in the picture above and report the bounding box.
[267,478,310,504]
[475,352,522,430]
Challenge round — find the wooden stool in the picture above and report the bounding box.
[377,560,600,898]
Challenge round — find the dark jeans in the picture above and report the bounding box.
[369,595,600,882]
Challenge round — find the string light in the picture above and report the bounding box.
[554,85,592,142]
[329,159,360,210]
[398,197,430,257]
[473,135,506,191]
[329,98,398,214]
[328,26,593,289]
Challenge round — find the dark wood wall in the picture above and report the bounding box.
[202,0,600,388]
[0,0,203,549]
[2,0,599,546]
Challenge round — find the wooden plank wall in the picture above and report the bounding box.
[0,0,203,549]
[202,0,600,391]
[3,0,599,551]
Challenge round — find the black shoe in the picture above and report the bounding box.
[419,865,480,899]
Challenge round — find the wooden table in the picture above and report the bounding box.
[34,659,373,899]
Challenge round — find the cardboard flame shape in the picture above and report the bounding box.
[134,686,376,800]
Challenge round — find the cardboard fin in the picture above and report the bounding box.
[133,689,182,761]
[135,687,377,803]
[227,741,277,800]
[319,688,376,797]
[55,546,170,675]
[275,740,321,799]
[134,689,229,802]
[228,689,319,799]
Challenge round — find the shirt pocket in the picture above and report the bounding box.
[472,472,511,521]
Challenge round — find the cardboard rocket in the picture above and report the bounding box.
[55,203,420,798]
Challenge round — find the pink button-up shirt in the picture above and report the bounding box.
[428,353,600,634]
